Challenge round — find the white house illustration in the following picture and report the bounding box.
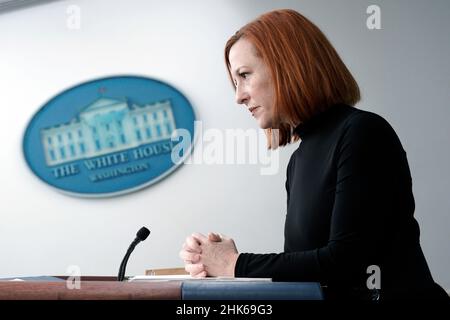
[40,97,177,166]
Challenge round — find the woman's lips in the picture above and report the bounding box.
[249,106,260,116]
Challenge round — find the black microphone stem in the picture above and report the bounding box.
[118,240,138,281]
[117,227,150,282]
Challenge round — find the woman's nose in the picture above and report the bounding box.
[235,85,249,105]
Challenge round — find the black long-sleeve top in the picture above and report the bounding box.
[235,104,447,300]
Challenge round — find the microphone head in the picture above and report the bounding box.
[136,227,150,241]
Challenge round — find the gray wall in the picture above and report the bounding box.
[0,0,448,289]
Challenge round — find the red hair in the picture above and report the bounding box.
[225,9,360,148]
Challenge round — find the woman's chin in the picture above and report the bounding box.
[257,119,272,130]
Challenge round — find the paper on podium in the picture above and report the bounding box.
[128,275,271,282]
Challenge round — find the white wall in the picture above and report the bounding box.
[0,0,449,290]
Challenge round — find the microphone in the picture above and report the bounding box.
[118,226,150,281]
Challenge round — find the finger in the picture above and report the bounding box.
[218,233,231,241]
[183,242,200,253]
[208,232,222,242]
[179,249,188,262]
[179,249,199,262]
[193,270,207,278]
[186,236,202,252]
[179,250,200,263]
[192,232,208,244]
[182,240,192,251]
[185,263,205,275]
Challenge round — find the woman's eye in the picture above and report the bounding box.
[239,72,249,79]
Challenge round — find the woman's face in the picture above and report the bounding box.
[228,38,275,129]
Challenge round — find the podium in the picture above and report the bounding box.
[0,276,323,300]
[0,276,180,300]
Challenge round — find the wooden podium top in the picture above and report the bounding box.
[0,275,325,300]
[0,278,181,300]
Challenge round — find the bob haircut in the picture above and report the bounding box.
[225,9,360,149]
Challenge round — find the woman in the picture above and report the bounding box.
[179,9,448,300]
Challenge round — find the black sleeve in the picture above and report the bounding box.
[235,113,403,284]
[285,149,296,205]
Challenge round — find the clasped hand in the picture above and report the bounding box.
[179,232,239,277]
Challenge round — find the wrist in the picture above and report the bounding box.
[229,252,239,277]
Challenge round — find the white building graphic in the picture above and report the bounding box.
[40,97,177,166]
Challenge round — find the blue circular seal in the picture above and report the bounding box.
[23,75,196,197]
